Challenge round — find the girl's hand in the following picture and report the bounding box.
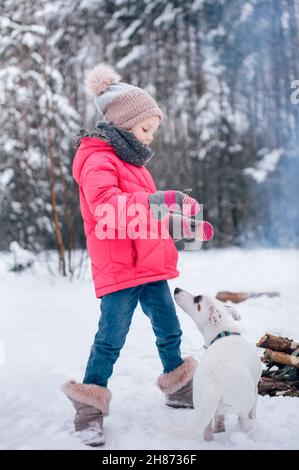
[149,188,200,219]
[168,213,214,242]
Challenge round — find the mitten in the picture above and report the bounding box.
[168,212,214,241]
[149,188,200,220]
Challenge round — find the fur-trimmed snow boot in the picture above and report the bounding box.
[157,357,198,409]
[61,380,112,447]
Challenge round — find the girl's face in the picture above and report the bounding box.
[130,116,160,145]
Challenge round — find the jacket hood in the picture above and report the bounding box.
[72,137,114,184]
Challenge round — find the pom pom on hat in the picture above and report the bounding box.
[84,61,164,129]
[85,62,122,96]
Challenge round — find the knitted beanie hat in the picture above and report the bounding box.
[84,63,164,130]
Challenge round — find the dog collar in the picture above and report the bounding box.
[206,331,241,348]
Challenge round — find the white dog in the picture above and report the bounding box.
[174,287,262,441]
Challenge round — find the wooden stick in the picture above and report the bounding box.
[257,334,299,352]
[263,349,299,369]
[216,291,280,303]
[275,390,299,397]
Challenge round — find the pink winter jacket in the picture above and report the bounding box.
[72,137,180,298]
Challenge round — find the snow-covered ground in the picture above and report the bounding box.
[0,248,298,450]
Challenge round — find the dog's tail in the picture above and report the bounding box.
[156,384,221,440]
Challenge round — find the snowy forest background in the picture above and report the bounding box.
[1,0,299,276]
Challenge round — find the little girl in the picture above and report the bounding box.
[62,63,213,446]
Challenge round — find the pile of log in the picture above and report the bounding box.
[216,292,299,397]
[257,333,299,397]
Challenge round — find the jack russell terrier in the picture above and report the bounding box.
[173,287,262,441]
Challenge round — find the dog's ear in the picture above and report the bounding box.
[208,306,222,325]
[226,305,241,321]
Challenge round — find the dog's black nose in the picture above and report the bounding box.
[194,295,202,303]
[174,287,182,295]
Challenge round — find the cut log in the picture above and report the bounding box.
[257,334,299,353]
[216,291,280,303]
[258,377,299,394]
[263,349,299,369]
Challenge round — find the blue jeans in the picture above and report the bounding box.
[83,280,183,387]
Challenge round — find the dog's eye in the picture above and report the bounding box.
[194,295,202,303]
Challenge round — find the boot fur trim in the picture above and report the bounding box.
[61,380,112,415]
[157,357,198,394]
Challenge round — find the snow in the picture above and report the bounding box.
[117,46,148,69]
[191,0,204,13]
[240,3,254,24]
[153,4,182,28]
[22,32,43,48]
[244,149,284,184]
[0,248,298,450]
[8,242,36,268]
[206,26,226,41]
[0,66,20,91]
[25,148,42,169]
[121,19,143,41]
[0,168,14,186]
[11,201,22,214]
[0,81,5,105]
[281,11,290,30]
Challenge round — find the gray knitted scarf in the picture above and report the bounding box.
[73,120,155,167]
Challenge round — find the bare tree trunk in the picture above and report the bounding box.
[44,76,66,276]
[47,132,66,276]
[57,156,75,276]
